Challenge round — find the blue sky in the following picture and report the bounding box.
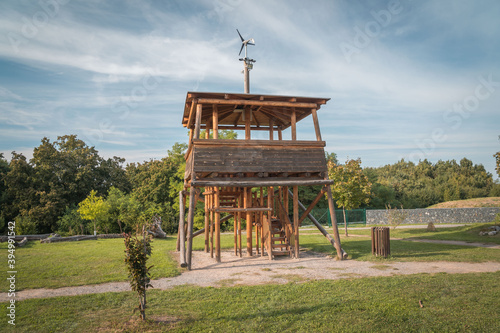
[1,0,499,179]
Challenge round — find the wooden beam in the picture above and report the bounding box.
[245,187,252,256]
[212,104,219,139]
[267,186,273,260]
[191,139,325,148]
[212,207,272,213]
[215,187,221,262]
[291,108,297,141]
[288,188,344,257]
[204,188,209,252]
[192,178,334,188]
[178,191,187,267]
[245,106,251,140]
[311,108,322,141]
[186,186,196,270]
[194,103,202,139]
[293,185,299,258]
[298,187,327,225]
[269,118,274,141]
[326,185,346,260]
[186,101,197,129]
[196,98,318,109]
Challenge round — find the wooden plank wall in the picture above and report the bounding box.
[192,146,327,174]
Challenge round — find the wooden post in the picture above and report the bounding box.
[210,189,214,258]
[311,108,322,141]
[288,188,343,256]
[269,118,274,141]
[212,105,219,139]
[245,106,251,140]
[260,187,264,256]
[326,185,346,260]
[178,190,187,267]
[278,129,283,141]
[215,187,221,262]
[267,186,273,260]
[245,187,252,256]
[291,108,297,141]
[293,185,299,258]
[238,191,243,257]
[186,186,196,270]
[234,194,238,256]
[204,189,209,252]
[194,104,202,139]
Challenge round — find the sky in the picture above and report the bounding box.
[0,0,499,179]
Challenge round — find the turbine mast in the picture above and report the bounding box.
[237,29,256,94]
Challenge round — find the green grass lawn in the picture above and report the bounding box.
[343,222,500,244]
[1,222,499,292]
[0,237,181,292]
[3,271,499,332]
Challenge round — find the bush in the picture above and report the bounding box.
[124,227,153,321]
[15,215,37,235]
[57,206,88,235]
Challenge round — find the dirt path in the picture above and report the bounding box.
[3,250,500,302]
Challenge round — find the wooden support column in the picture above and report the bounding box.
[234,189,238,256]
[245,187,252,256]
[326,185,346,260]
[238,190,243,257]
[260,187,264,256]
[204,189,209,252]
[210,189,214,258]
[178,190,187,267]
[311,108,322,141]
[212,105,219,139]
[291,108,297,141]
[194,104,202,139]
[267,186,273,260]
[214,187,221,262]
[278,130,283,141]
[269,119,274,141]
[293,185,299,258]
[245,107,251,140]
[186,186,196,270]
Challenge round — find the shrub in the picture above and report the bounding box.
[385,204,408,230]
[124,226,153,321]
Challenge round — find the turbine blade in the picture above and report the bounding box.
[248,42,255,46]
[239,44,244,56]
[236,29,244,41]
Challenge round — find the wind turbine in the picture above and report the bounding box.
[237,29,255,58]
[237,29,256,94]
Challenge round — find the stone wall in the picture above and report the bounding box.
[366,207,500,225]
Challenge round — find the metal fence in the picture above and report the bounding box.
[305,208,367,227]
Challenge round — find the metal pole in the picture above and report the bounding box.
[244,60,250,94]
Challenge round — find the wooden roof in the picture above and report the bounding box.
[182,92,330,130]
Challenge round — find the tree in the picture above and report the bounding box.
[78,190,109,235]
[3,135,130,233]
[124,227,153,321]
[328,158,371,236]
[0,153,11,233]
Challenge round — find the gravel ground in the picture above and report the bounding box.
[3,248,500,302]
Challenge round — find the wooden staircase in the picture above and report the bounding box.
[270,218,291,257]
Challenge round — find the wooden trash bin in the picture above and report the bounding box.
[371,227,390,257]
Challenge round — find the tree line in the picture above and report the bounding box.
[0,134,498,235]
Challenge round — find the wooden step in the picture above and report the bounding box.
[272,243,288,248]
[272,250,289,256]
[272,236,286,241]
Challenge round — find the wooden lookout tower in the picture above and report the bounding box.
[177,91,347,269]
